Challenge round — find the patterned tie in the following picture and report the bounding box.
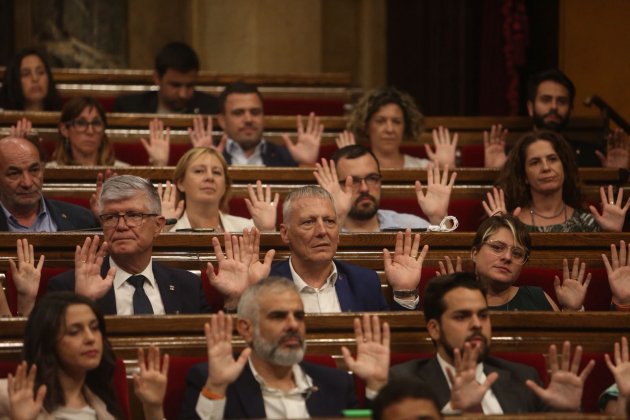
[127,275,154,315]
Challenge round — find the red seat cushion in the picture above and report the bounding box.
[6,267,70,316]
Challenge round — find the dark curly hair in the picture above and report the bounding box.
[22,292,122,417]
[0,48,61,111]
[346,87,424,144]
[496,130,584,211]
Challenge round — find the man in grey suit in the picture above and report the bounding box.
[389,272,595,414]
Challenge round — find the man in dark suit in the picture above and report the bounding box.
[48,175,211,315]
[114,42,219,115]
[218,82,322,167]
[0,135,98,232]
[179,276,389,419]
[389,272,595,414]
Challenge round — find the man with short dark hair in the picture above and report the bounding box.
[180,276,389,419]
[0,135,98,231]
[315,145,456,232]
[114,42,219,114]
[388,272,595,414]
[372,378,442,420]
[485,69,628,168]
[48,175,211,315]
[218,81,323,166]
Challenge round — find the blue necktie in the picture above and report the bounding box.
[127,275,154,315]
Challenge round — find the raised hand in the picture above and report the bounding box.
[140,118,171,166]
[341,314,390,392]
[74,235,116,300]
[188,115,215,149]
[245,180,279,232]
[483,124,508,168]
[525,341,594,411]
[10,117,34,139]
[588,185,630,232]
[203,312,252,395]
[597,129,630,169]
[415,164,457,225]
[447,342,498,411]
[436,255,463,277]
[90,169,117,218]
[605,336,630,399]
[157,181,185,223]
[134,346,169,420]
[481,187,522,218]
[384,228,428,294]
[7,362,47,420]
[335,130,356,149]
[602,240,630,306]
[240,227,275,286]
[425,126,457,168]
[207,231,254,309]
[282,112,324,164]
[9,238,44,317]
[313,158,353,224]
[554,258,591,311]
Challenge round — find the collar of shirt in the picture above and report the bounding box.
[111,256,157,291]
[2,196,56,232]
[226,138,267,166]
[248,357,314,398]
[289,257,338,292]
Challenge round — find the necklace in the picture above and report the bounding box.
[529,203,566,219]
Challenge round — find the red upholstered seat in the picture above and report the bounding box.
[0,359,130,419]
[164,354,336,420]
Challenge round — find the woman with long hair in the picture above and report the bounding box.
[484,130,629,232]
[0,292,168,419]
[0,48,61,111]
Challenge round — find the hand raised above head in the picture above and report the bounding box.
[245,181,279,232]
[314,158,352,222]
[140,118,171,166]
[157,181,185,223]
[188,115,215,149]
[589,185,630,232]
[383,228,428,293]
[9,238,44,317]
[596,129,630,169]
[415,164,457,225]
[554,258,590,311]
[335,130,356,149]
[134,345,169,420]
[282,112,324,164]
[436,255,462,277]
[425,126,457,168]
[8,362,47,420]
[605,336,630,399]
[483,124,508,169]
[602,240,630,306]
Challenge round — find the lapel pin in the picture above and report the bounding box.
[61,213,68,219]
[169,285,175,291]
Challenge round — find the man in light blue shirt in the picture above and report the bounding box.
[315,145,456,232]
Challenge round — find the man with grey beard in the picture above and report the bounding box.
[180,276,390,419]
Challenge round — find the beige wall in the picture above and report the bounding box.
[560,0,630,121]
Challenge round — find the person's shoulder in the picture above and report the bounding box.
[301,361,351,384]
[153,262,199,280]
[114,92,156,112]
[333,259,377,276]
[403,154,430,168]
[190,91,219,114]
[220,212,254,232]
[486,355,540,379]
[377,209,430,229]
[45,198,93,218]
[389,357,433,379]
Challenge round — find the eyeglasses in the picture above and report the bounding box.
[482,240,529,264]
[68,118,105,132]
[340,173,382,189]
[99,211,157,227]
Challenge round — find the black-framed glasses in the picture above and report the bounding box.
[99,212,157,227]
[482,240,529,265]
[340,173,382,189]
[68,118,105,132]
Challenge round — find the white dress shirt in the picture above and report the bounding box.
[226,138,266,166]
[110,257,165,315]
[195,359,313,419]
[436,353,503,415]
[289,258,341,313]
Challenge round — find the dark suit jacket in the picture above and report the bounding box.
[179,361,357,419]
[389,355,548,413]
[223,141,298,167]
[47,259,211,315]
[113,91,219,115]
[0,198,99,231]
[271,259,392,311]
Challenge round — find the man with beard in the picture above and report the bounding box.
[114,42,219,115]
[218,81,323,167]
[180,276,390,419]
[0,135,98,231]
[485,69,628,168]
[315,145,455,232]
[389,272,595,414]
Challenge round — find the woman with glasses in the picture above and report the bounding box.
[48,96,129,167]
[161,147,278,232]
[482,130,629,232]
[0,48,61,111]
[439,214,589,311]
[341,87,457,169]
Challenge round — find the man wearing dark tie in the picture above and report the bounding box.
[48,175,211,315]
